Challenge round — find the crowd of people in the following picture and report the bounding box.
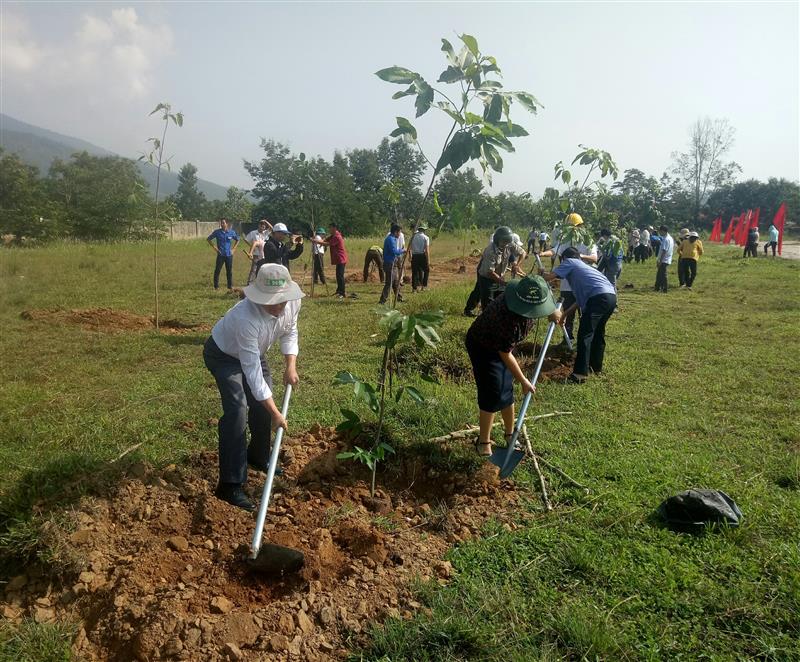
[202,213,770,509]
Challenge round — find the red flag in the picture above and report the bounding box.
[738,210,752,246]
[732,215,743,245]
[772,202,787,255]
[723,216,735,244]
[713,217,723,241]
[709,217,720,241]
[750,208,760,232]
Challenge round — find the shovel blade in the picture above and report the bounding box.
[247,543,305,576]
[488,447,526,479]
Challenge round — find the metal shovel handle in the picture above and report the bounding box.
[534,252,572,351]
[499,303,562,473]
[249,384,292,560]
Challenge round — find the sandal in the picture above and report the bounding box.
[474,440,493,457]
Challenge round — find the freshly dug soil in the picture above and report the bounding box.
[20,308,208,335]
[513,341,575,382]
[1,426,527,661]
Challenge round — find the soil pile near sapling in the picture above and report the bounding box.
[20,308,208,334]
[441,254,481,273]
[399,334,574,384]
[0,425,526,661]
[345,271,380,283]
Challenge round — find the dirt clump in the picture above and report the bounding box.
[513,341,574,382]
[1,427,527,661]
[21,308,208,335]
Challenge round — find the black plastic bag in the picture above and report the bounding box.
[657,489,742,531]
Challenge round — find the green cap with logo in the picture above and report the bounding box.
[504,275,556,319]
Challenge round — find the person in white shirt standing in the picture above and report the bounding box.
[311,227,327,286]
[203,263,303,511]
[410,224,431,292]
[654,225,674,292]
[243,219,272,284]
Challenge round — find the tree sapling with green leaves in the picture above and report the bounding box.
[140,102,183,330]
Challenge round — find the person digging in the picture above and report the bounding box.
[203,263,303,511]
[541,247,616,384]
[465,274,561,456]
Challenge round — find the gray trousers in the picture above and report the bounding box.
[203,337,272,485]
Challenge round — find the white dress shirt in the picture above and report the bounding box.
[211,298,300,402]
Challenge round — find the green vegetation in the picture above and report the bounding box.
[0,619,76,662]
[0,236,798,659]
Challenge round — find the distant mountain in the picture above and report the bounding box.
[0,114,232,201]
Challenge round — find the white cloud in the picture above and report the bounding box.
[2,6,173,100]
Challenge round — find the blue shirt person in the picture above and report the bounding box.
[207,219,240,290]
[543,247,617,383]
[379,224,407,304]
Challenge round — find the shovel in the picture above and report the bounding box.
[490,303,562,479]
[247,384,305,574]
[533,253,572,351]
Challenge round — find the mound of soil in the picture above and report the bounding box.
[21,308,208,335]
[514,341,574,382]
[1,426,526,661]
[345,271,380,284]
[442,254,481,273]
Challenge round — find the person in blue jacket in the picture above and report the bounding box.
[379,224,406,304]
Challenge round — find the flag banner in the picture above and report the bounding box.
[723,216,735,244]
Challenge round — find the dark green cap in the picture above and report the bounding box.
[504,275,556,319]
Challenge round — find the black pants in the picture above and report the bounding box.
[214,254,233,289]
[561,291,577,342]
[764,241,777,256]
[743,242,758,258]
[335,263,346,296]
[634,244,649,263]
[677,257,685,286]
[680,258,697,287]
[655,262,669,292]
[464,264,482,313]
[203,338,272,485]
[573,293,616,377]
[411,253,429,290]
[478,275,502,310]
[312,253,326,284]
[527,240,536,254]
[363,250,384,282]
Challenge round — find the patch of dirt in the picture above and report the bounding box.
[1,426,526,661]
[345,271,381,283]
[513,341,574,382]
[21,308,209,335]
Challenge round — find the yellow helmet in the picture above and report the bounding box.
[566,213,583,227]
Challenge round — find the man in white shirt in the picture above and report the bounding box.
[203,263,303,511]
[243,219,272,284]
[409,225,431,292]
[654,225,674,292]
[311,227,327,286]
[539,214,597,344]
[637,227,650,263]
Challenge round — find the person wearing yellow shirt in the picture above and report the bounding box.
[678,231,703,289]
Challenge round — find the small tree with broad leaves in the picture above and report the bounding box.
[140,102,183,330]
[334,309,444,497]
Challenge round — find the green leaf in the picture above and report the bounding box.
[421,373,441,384]
[174,112,184,127]
[465,112,483,125]
[562,170,572,185]
[414,80,434,118]
[437,66,464,84]
[433,191,443,216]
[511,92,542,114]
[484,134,515,153]
[336,451,356,460]
[340,408,361,422]
[437,104,465,125]
[435,131,474,173]
[378,442,396,455]
[404,386,425,403]
[333,371,359,385]
[389,117,417,143]
[392,85,417,100]
[414,310,445,325]
[395,386,405,403]
[560,199,571,213]
[500,123,529,137]
[479,81,503,90]
[414,324,441,348]
[441,38,457,65]
[460,34,479,57]
[484,94,503,124]
[481,142,503,173]
[376,66,420,84]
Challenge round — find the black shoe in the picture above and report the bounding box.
[463,310,476,317]
[214,483,256,512]
[566,373,587,385]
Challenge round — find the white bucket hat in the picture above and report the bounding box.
[243,263,304,305]
[272,222,290,234]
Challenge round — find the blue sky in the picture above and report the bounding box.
[3,1,798,194]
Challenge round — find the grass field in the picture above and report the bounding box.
[0,236,798,660]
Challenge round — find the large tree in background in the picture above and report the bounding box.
[47,152,148,240]
[671,117,741,224]
[0,149,55,242]
[706,178,799,230]
[171,163,207,220]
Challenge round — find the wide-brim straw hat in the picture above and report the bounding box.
[505,275,556,319]
[243,263,305,305]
